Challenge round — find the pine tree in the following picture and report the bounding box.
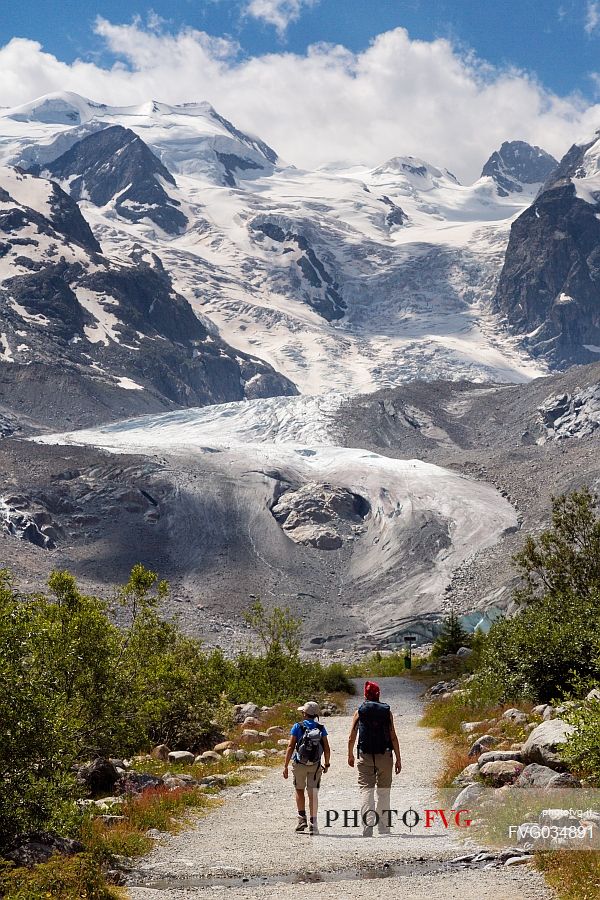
[432,608,471,657]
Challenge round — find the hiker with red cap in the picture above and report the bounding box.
[347,680,402,837]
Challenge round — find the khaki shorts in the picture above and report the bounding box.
[292,761,322,790]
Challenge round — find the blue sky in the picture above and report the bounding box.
[3,0,600,99]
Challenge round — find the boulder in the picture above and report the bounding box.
[214,741,234,752]
[266,726,286,737]
[452,763,480,787]
[163,774,198,790]
[546,772,582,789]
[241,729,261,744]
[460,721,486,734]
[198,751,221,762]
[539,809,581,829]
[532,704,551,718]
[234,702,260,723]
[429,680,459,696]
[468,735,498,757]
[477,750,523,767]
[4,832,85,868]
[200,774,227,787]
[586,688,600,702]
[479,760,524,786]
[249,749,268,759]
[168,750,195,765]
[78,758,120,795]
[515,763,559,788]
[242,716,262,729]
[151,744,171,762]
[456,646,473,658]
[522,719,575,769]
[502,709,528,725]
[453,782,486,810]
[277,739,289,747]
[117,772,162,795]
[235,749,248,761]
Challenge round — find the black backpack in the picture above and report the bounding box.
[357,701,392,754]
[295,721,324,764]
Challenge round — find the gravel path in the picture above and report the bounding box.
[128,677,554,900]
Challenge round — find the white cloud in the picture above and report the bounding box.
[585,0,600,33]
[0,20,599,181]
[244,0,318,36]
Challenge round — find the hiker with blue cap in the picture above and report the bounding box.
[283,700,331,835]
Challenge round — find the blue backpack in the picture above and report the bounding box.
[295,721,324,764]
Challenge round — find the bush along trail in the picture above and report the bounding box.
[420,489,600,900]
[0,566,350,898]
[0,489,599,899]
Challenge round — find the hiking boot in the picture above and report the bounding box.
[295,816,308,832]
[309,822,319,835]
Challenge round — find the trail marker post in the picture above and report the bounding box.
[403,633,417,669]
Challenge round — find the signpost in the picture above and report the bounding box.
[403,633,418,669]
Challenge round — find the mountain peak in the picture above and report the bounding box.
[1,92,108,125]
[371,156,460,185]
[481,140,558,196]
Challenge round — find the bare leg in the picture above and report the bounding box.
[295,787,305,813]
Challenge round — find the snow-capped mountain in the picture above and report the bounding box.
[0,91,555,411]
[4,91,600,647]
[493,132,600,366]
[0,164,295,427]
[480,140,558,197]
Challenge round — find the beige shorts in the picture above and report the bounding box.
[292,761,322,790]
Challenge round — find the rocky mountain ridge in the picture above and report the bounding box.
[492,133,600,367]
[0,164,296,427]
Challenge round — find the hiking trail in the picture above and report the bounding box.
[129,677,553,900]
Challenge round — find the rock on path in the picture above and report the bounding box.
[128,677,554,900]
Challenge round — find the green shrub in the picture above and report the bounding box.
[563,699,600,779]
[0,567,353,855]
[478,589,600,703]
[477,490,600,703]
[431,609,472,658]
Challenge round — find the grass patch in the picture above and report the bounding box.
[536,850,600,900]
[346,652,435,679]
[82,786,215,862]
[435,741,475,788]
[0,853,121,900]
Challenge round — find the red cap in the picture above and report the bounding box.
[364,680,380,700]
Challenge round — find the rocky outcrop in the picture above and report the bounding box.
[3,832,84,868]
[481,141,557,196]
[521,719,575,769]
[271,482,370,549]
[78,758,120,795]
[0,167,297,422]
[38,125,188,235]
[492,135,600,366]
[479,759,524,786]
[538,384,600,440]
[251,219,346,321]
